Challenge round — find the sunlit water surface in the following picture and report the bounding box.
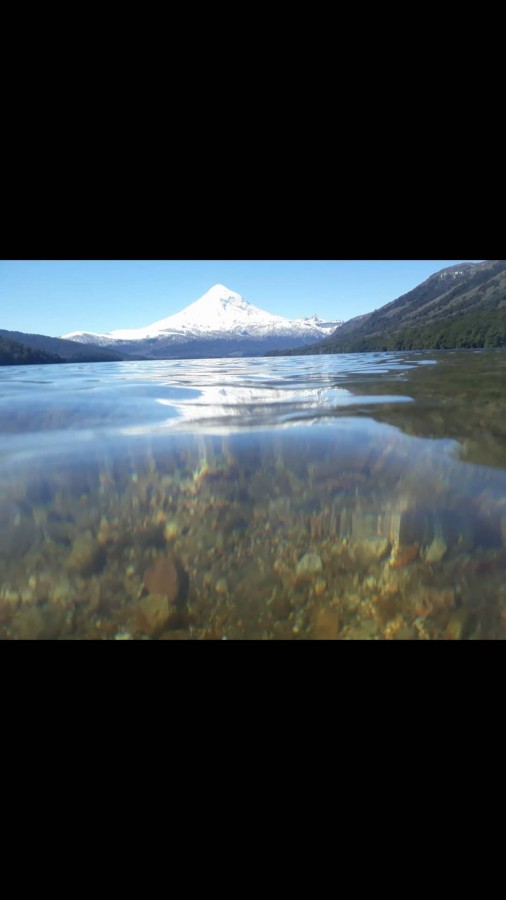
[1,351,505,639]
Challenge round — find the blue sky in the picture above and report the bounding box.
[0,260,484,336]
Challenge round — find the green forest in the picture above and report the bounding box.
[318,309,506,353]
[0,336,61,365]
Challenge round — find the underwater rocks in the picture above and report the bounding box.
[424,534,447,564]
[296,553,323,580]
[163,521,179,542]
[135,594,174,636]
[389,544,419,568]
[348,538,390,566]
[1,427,506,640]
[143,554,180,602]
[137,554,187,636]
[67,534,106,577]
[313,608,340,640]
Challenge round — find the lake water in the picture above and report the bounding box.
[1,350,505,640]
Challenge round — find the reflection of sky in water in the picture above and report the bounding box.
[0,354,420,445]
[0,352,505,480]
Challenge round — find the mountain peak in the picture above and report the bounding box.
[303,314,322,325]
[200,284,243,303]
[209,283,235,293]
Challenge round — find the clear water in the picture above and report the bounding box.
[1,351,505,640]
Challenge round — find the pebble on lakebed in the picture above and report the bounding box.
[143,554,180,602]
[67,535,106,577]
[424,535,447,564]
[137,554,184,636]
[136,594,174,636]
[313,608,340,639]
[296,553,323,580]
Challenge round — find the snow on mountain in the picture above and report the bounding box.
[139,284,287,338]
[62,284,343,356]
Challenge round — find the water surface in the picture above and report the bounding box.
[1,351,505,639]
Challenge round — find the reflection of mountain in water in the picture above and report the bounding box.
[152,383,411,432]
[146,349,506,469]
[338,350,506,469]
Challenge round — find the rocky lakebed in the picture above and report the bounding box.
[1,427,505,640]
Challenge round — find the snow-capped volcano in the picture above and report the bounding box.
[62,284,343,359]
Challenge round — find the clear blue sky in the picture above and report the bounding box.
[0,260,484,336]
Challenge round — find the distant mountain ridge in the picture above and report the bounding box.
[272,260,506,355]
[62,284,343,357]
[0,329,131,364]
[0,334,62,366]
